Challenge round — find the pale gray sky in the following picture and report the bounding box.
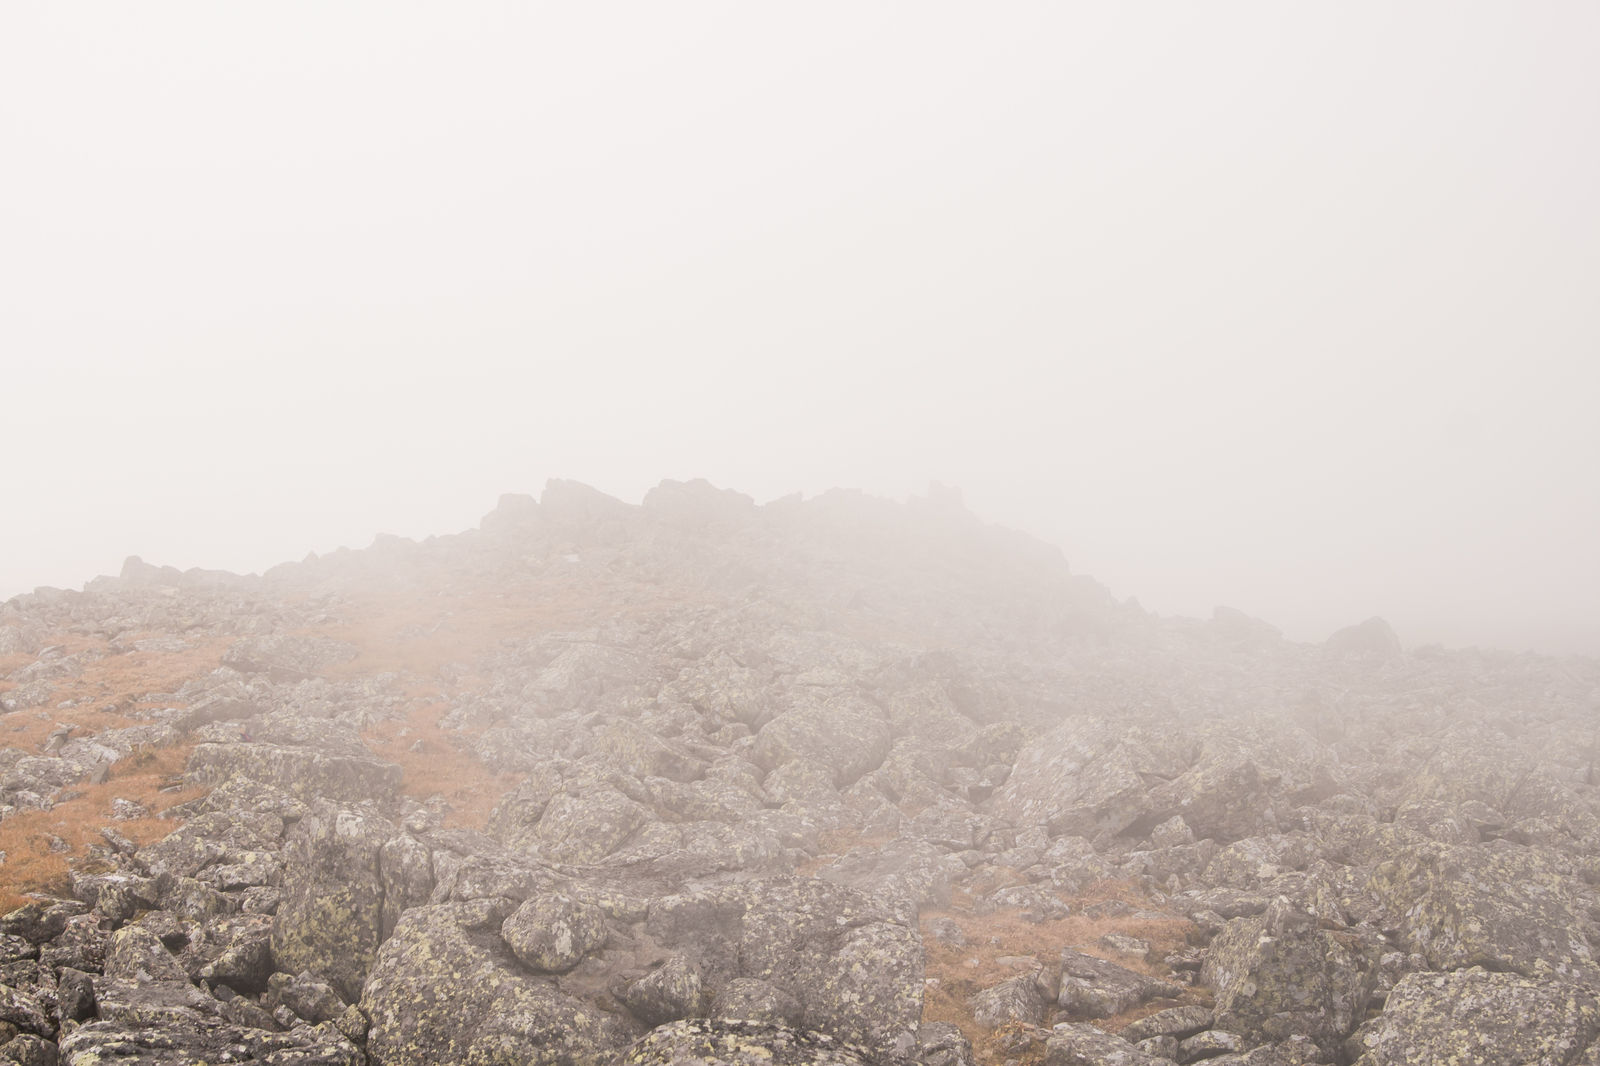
[3,5,1597,654]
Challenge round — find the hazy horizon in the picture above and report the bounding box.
[3,6,1596,658]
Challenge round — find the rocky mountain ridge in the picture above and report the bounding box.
[0,477,1596,1066]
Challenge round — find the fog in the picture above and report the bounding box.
[2,5,1596,655]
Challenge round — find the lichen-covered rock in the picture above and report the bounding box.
[1345,969,1600,1066]
[90,978,221,1027]
[185,741,402,804]
[270,971,348,1025]
[378,831,435,939]
[1057,949,1180,1018]
[623,954,709,1026]
[361,901,640,1066]
[58,1018,362,1065]
[192,915,274,993]
[594,719,708,783]
[536,787,654,864]
[104,926,189,983]
[969,970,1050,1028]
[0,1033,58,1066]
[753,694,892,789]
[713,980,804,1027]
[271,800,394,1003]
[0,985,52,1038]
[989,719,1167,838]
[39,915,108,974]
[501,893,609,974]
[620,1019,873,1066]
[134,811,281,880]
[1044,1023,1170,1066]
[1366,839,1598,981]
[917,1023,974,1066]
[726,879,923,1055]
[1200,898,1379,1055]
[486,763,567,851]
[1121,1005,1214,1044]
[817,837,964,916]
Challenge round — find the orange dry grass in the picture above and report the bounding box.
[0,635,229,754]
[0,745,206,913]
[362,700,524,830]
[920,881,1205,1065]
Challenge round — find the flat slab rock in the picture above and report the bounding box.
[1057,948,1181,1018]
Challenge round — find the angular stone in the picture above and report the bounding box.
[1200,898,1379,1055]
[711,979,804,1027]
[623,954,708,1026]
[271,800,394,1004]
[1345,969,1600,1066]
[1366,840,1599,981]
[500,893,609,974]
[362,902,639,1066]
[536,788,654,864]
[1044,1023,1170,1066]
[1122,1005,1214,1043]
[1057,949,1180,1018]
[970,970,1050,1028]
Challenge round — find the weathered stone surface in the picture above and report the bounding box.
[501,893,609,974]
[969,970,1050,1028]
[623,954,709,1026]
[536,787,654,864]
[753,694,892,789]
[271,800,394,1003]
[58,1018,362,1065]
[221,634,358,679]
[185,741,402,804]
[1366,839,1598,981]
[361,901,640,1066]
[104,926,189,984]
[1201,898,1379,1055]
[1346,969,1600,1066]
[1057,949,1180,1018]
[990,719,1167,838]
[1044,1023,1170,1066]
[712,979,804,1027]
[1122,1005,1215,1043]
[620,1019,874,1066]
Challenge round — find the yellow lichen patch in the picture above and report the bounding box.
[920,880,1207,1065]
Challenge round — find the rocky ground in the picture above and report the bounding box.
[0,477,1597,1066]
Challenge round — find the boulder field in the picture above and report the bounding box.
[0,478,1595,1066]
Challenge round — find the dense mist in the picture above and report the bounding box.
[2,6,1596,655]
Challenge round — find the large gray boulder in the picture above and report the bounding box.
[271,800,395,1003]
[361,900,640,1066]
[1346,969,1600,1065]
[1201,898,1380,1056]
[989,719,1186,838]
[1366,840,1599,982]
[753,694,892,789]
[641,877,924,1057]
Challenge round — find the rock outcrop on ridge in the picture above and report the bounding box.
[0,477,1596,1066]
